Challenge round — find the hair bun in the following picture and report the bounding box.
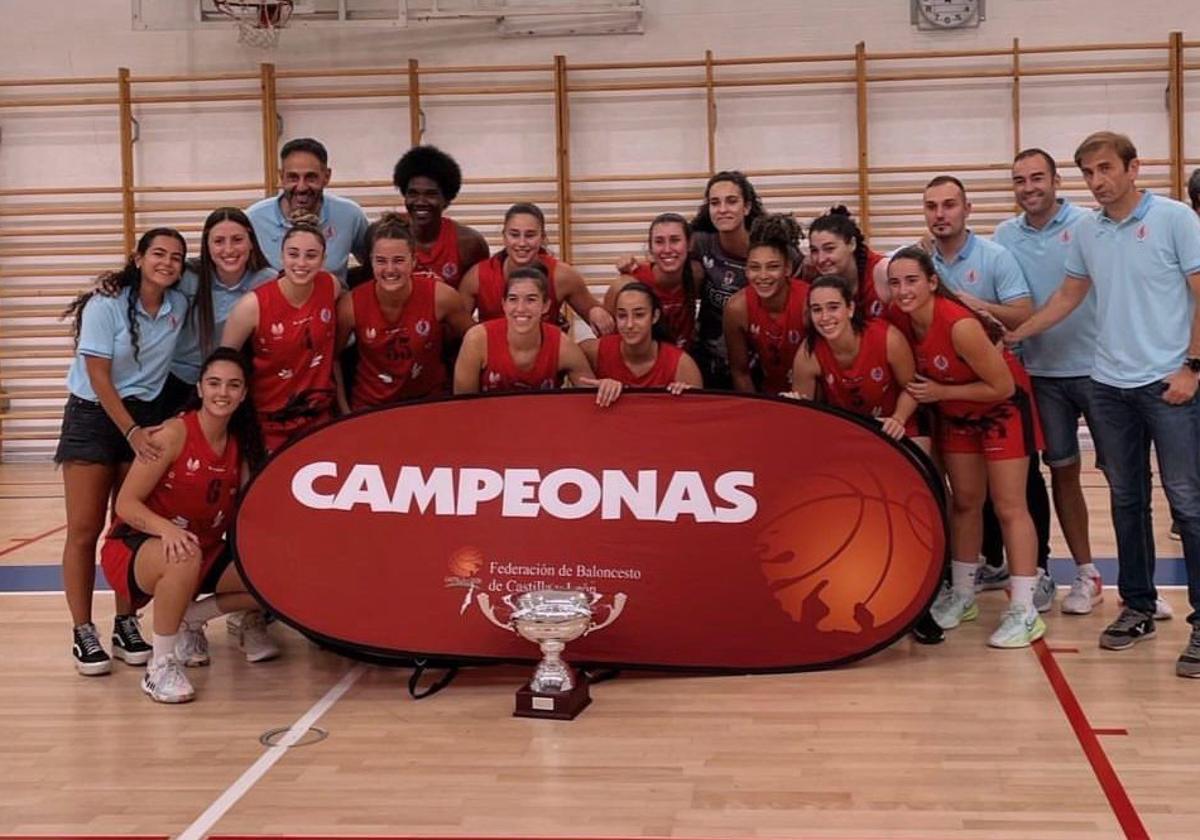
[829,204,851,217]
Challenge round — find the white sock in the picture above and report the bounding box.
[1011,575,1037,611]
[153,633,177,664]
[1078,562,1099,578]
[183,596,223,627]
[951,560,978,597]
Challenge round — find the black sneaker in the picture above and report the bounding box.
[1099,607,1156,651]
[1177,625,1200,678]
[73,622,112,676]
[911,610,945,645]
[112,614,152,666]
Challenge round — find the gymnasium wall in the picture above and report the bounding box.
[1,0,1198,458]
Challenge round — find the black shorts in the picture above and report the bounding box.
[54,394,165,465]
[158,372,196,419]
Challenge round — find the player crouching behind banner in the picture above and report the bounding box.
[101,348,274,704]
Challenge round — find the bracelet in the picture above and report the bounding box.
[124,424,140,441]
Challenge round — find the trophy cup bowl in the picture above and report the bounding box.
[477,588,626,720]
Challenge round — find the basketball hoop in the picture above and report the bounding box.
[213,0,294,49]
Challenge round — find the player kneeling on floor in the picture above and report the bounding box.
[100,348,277,704]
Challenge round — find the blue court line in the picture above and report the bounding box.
[0,558,1190,593]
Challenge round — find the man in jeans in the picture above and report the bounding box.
[1009,132,1200,677]
[994,148,1109,616]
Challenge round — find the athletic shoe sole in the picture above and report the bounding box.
[141,682,195,704]
[988,616,1047,649]
[1099,629,1156,651]
[112,645,152,666]
[74,658,112,676]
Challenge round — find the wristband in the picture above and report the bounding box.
[124,424,140,441]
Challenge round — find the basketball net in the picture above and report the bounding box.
[214,0,294,49]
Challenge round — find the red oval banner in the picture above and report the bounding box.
[234,391,947,671]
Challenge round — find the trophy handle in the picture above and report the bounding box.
[585,592,626,635]
[476,593,515,632]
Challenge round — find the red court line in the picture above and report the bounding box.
[1047,646,1080,653]
[1032,638,1149,840]
[1094,728,1130,736]
[0,522,66,558]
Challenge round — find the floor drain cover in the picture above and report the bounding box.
[259,726,328,748]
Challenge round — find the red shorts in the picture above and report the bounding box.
[262,411,332,454]
[100,526,231,610]
[937,389,1044,462]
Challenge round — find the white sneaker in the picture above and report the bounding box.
[237,610,280,663]
[142,655,195,704]
[988,604,1046,649]
[174,622,210,667]
[930,583,979,630]
[1062,568,1103,615]
[1155,596,1174,621]
[1033,569,1056,614]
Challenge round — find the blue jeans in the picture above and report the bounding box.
[1089,379,1200,625]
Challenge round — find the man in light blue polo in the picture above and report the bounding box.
[1009,131,1200,677]
[994,148,1106,618]
[247,137,369,284]
[923,175,1054,608]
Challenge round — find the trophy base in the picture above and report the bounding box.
[514,678,591,720]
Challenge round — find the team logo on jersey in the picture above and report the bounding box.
[365,326,377,341]
[826,373,836,385]
[278,367,294,380]
[1135,223,1148,242]
[324,223,337,241]
[186,457,201,473]
[271,322,285,337]
[1060,229,1071,244]
[378,373,394,384]
[486,371,502,387]
[171,515,189,528]
[723,270,736,288]
[870,366,885,382]
[966,269,978,285]
[933,354,950,372]
[412,363,423,379]
[869,300,884,317]
[310,353,325,368]
[702,255,714,269]
[787,330,801,346]
[415,319,431,337]
[320,308,332,323]
[442,262,458,280]
[749,323,761,336]
[213,510,225,530]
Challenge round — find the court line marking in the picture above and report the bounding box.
[1031,638,1149,839]
[175,662,366,840]
[0,523,65,558]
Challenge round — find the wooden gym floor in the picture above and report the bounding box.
[0,461,1193,840]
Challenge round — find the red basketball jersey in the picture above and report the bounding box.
[481,319,562,392]
[746,279,810,393]
[813,319,901,420]
[888,295,1010,419]
[412,217,464,289]
[110,410,240,551]
[630,263,695,349]
[475,250,561,324]
[594,334,683,387]
[252,273,337,446]
[350,276,445,409]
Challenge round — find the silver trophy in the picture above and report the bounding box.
[477,588,626,719]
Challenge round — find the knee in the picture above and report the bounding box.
[951,492,985,518]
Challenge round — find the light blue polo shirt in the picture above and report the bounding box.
[66,286,188,402]
[932,231,1032,305]
[994,200,1095,377]
[246,191,369,283]
[1065,191,1200,388]
[170,264,278,383]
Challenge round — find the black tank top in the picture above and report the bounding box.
[692,230,747,382]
